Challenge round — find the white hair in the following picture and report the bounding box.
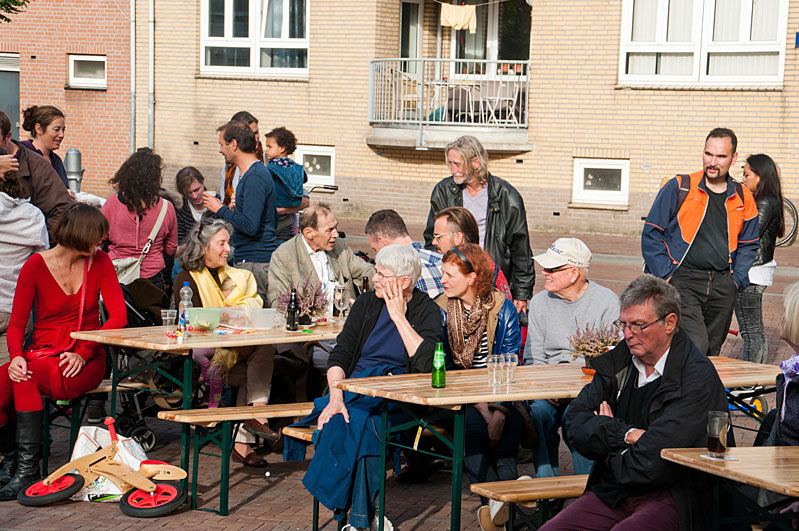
[375,244,421,287]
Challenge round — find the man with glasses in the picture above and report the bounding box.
[524,238,619,479]
[541,274,728,531]
[365,209,445,299]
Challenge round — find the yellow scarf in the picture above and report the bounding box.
[188,266,263,309]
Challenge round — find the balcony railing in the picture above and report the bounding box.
[369,58,530,129]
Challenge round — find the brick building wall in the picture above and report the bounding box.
[1,0,131,197]
[139,0,798,237]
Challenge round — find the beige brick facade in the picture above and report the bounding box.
[59,0,797,237]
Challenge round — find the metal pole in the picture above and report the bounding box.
[147,0,155,148]
[130,0,136,153]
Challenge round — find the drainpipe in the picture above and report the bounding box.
[147,0,154,148]
[129,0,136,154]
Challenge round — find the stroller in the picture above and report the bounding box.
[99,278,199,452]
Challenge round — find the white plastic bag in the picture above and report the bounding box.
[68,426,148,502]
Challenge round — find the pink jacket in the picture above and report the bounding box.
[102,195,178,279]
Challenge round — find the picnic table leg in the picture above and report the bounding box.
[191,426,200,510]
[451,407,465,530]
[180,354,192,490]
[219,421,232,516]
[312,497,319,531]
[378,399,389,531]
[109,349,118,419]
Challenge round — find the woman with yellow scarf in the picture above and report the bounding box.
[174,219,275,468]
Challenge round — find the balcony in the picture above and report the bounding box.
[367,58,533,152]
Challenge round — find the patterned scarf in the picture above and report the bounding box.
[223,140,264,206]
[446,293,492,369]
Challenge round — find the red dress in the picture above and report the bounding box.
[0,250,126,419]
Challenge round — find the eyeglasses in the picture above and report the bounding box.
[197,218,213,238]
[432,232,456,242]
[373,270,396,281]
[613,315,668,335]
[542,265,573,274]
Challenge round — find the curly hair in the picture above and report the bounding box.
[109,147,164,215]
[0,145,29,199]
[22,105,65,138]
[442,243,494,299]
[265,126,297,156]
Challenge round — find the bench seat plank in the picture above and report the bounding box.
[470,475,588,503]
[158,402,313,425]
[283,426,315,442]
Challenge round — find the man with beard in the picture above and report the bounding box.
[642,128,758,356]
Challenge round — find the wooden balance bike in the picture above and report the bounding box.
[18,417,187,517]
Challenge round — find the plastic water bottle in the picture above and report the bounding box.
[177,282,193,341]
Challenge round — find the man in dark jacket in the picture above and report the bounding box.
[0,110,72,237]
[541,274,728,531]
[423,135,534,311]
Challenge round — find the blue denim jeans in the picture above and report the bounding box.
[733,283,768,364]
[529,399,593,477]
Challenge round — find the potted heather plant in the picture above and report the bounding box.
[275,278,329,325]
[568,320,621,373]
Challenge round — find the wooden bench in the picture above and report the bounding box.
[157,402,314,516]
[470,475,589,530]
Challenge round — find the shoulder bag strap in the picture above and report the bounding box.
[136,199,170,263]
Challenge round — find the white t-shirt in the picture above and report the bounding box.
[463,186,489,248]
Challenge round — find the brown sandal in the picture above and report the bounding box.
[231,447,268,468]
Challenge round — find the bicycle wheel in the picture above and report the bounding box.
[777,197,797,247]
[18,474,85,506]
[119,480,186,518]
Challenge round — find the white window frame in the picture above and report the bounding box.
[572,158,630,206]
[618,0,788,88]
[296,145,335,188]
[68,54,107,89]
[200,0,310,78]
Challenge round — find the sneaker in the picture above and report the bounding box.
[341,526,368,531]
[477,506,499,531]
[86,401,107,423]
[370,515,393,531]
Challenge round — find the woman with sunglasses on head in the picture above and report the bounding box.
[437,243,525,530]
[102,148,178,291]
[0,203,126,500]
[734,154,785,364]
[174,219,276,467]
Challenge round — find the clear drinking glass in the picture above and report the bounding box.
[161,309,177,337]
[334,285,349,318]
[487,354,503,388]
[707,411,730,458]
[502,353,518,384]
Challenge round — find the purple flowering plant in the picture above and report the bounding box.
[568,320,621,361]
[275,278,329,319]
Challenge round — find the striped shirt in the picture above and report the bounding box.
[463,306,490,368]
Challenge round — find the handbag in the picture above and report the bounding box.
[113,200,169,285]
[26,257,89,361]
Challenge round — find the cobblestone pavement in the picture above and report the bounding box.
[1,221,795,530]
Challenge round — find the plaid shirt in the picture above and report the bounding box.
[411,242,445,298]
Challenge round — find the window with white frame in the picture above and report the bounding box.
[296,145,335,188]
[201,0,309,76]
[449,0,531,63]
[618,0,788,86]
[68,55,107,89]
[572,159,630,206]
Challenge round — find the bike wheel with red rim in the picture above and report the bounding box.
[119,480,186,518]
[17,473,85,506]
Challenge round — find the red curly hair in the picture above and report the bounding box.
[442,243,494,299]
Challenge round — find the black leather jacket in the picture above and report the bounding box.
[753,195,781,266]
[423,173,534,301]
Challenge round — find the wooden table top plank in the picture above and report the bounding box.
[661,447,799,497]
[334,357,780,407]
[71,321,344,351]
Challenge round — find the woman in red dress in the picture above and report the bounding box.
[0,203,127,500]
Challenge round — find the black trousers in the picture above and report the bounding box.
[670,266,738,356]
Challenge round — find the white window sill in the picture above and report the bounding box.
[196,73,309,83]
[615,83,783,92]
[65,84,107,91]
[568,202,629,212]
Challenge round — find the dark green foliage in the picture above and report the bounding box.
[0,0,30,23]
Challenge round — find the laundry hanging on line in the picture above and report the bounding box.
[440,4,477,34]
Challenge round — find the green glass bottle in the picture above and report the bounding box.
[432,342,446,388]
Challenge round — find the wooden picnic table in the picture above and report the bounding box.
[333,357,781,531]
[71,321,344,486]
[662,447,799,529]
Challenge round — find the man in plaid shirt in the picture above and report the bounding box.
[364,210,444,299]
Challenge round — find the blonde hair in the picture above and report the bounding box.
[783,282,799,345]
[444,135,488,184]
